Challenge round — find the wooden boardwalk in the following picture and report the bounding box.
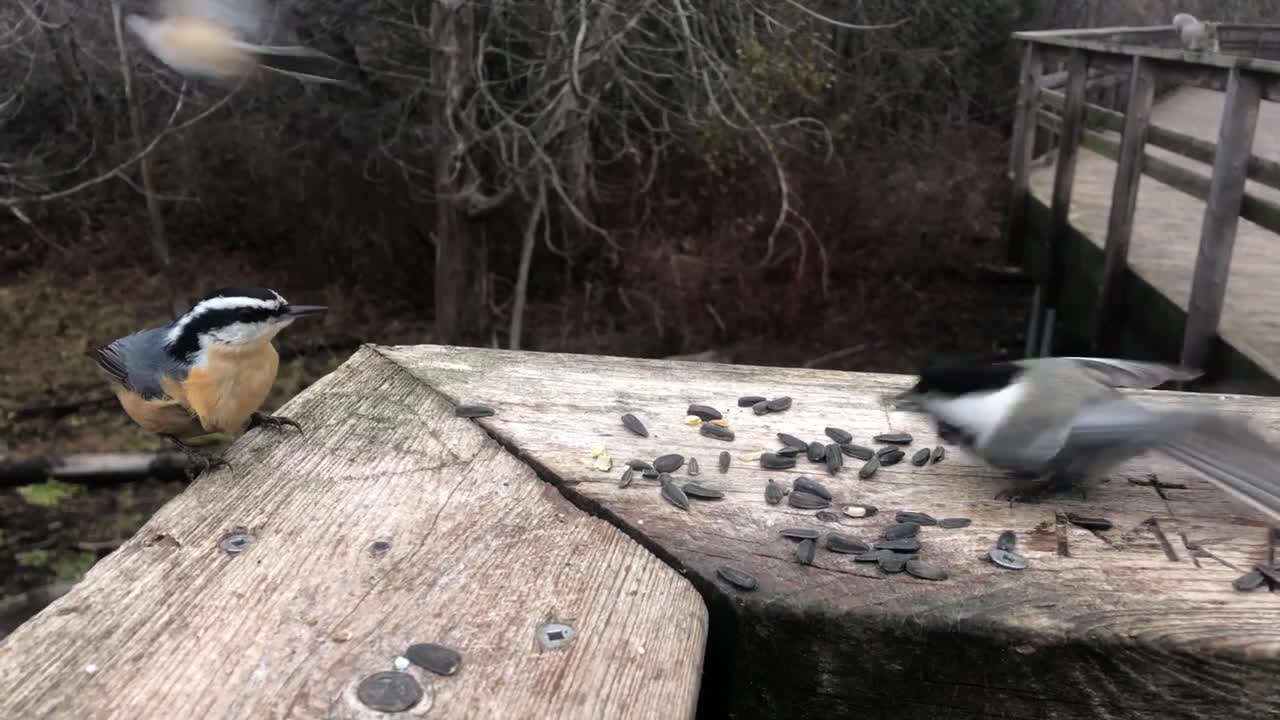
[1029,86,1280,378]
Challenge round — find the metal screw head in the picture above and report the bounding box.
[356,671,423,713]
[219,530,255,554]
[536,622,575,650]
[989,548,1028,570]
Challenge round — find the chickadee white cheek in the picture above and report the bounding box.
[925,382,1028,445]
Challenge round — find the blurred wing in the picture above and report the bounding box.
[1026,356,1202,389]
[160,0,274,40]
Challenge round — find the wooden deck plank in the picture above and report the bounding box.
[379,344,1280,719]
[0,347,708,720]
[1030,86,1280,378]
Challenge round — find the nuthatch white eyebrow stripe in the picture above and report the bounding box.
[91,285,327,476]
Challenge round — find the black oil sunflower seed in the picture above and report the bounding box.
[806,441,826,463]
[766,397,792,412]
[719,451,730,473]
[824,444,842,474]
[642,468,659,479]
[875,445,899,458]
[824,427,853,444]
[878,554,909,573]
[859,456,880,479]
[1234,569,1267,592]
[796,538,817,565]
[627,459,653,471]
[938,517,972,529]
[687,404,722,421]
[700,423,735,441]
[911,448,932,466]
[619,467,635,488]
[880,449,906,466]
[875,537,922,553]
[776,446,803,457]
[788,489,830,510]
[882,522,920,541]
[1065,513,1113,531]
[873,432,913,444]
[621,413,649,437]
[682,482,724,499]
[777,433,808,451]
[455,404,495,418]
[780,527,821,540]
[761,453,797,470]
[840,443,875,460]
[905,559,948,581]
[815,511,841,523]
[405,643,462,676]
[765,479,785,505]
[854,549,889,563]
[661,480,690,510]
[654,454,685,473]
[738,396,767,407]
[687,457,700,475]
[752,400,770,415]
[825,533,870,554]
[717,565,758,590]
[792,476,832,500]
[996,530,1017,552]
[930,445,945,463]
[895,511,937,526]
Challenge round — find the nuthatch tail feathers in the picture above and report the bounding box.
[894,356,1280,527]
[125,0,349,86]
[93,286,326,474]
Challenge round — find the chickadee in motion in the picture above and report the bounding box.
[893,356,1280,526]
[125,0,350,86]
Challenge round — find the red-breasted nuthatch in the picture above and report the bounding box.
[91,286,326,473]
[125,0,348,85]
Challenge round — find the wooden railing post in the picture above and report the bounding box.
[1090,57,1155,354]
[1180,66,1263,374]
[1004,41,1043,268]
[1030,47,1089,357]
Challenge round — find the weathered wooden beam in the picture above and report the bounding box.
[1014,26,1176,41]
[1091,56,1156,355]
[1182,68,1265,374]
[1015,33,1280,75]
[1035,111,1280,237]
[376,343,1280,719]
[1038,48,1090,357]
[1004,41,1043,270]
[1031,44,1280,101]
[0,348,708,719]
[1040,87,1280,191]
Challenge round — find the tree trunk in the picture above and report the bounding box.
[430,0,488,346]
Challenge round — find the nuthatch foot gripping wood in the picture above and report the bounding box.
[91,286,326,476]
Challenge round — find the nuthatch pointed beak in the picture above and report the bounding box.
[286,305,328,318]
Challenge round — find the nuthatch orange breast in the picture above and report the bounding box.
[125,0,348,86]
[92,286,326,473]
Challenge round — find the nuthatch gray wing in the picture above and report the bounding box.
[125,0,348,86]
[893,356,1280,528]
[92,286,326,473]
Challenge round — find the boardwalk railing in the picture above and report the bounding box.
[1005,22,1280,371]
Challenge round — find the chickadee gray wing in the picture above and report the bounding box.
[1152,411,1280,526]
[1021,356,1201,389]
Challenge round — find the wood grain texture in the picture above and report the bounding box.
[1030,85,1280,383]
[380,344,1280,719]
[0,347,707,720]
